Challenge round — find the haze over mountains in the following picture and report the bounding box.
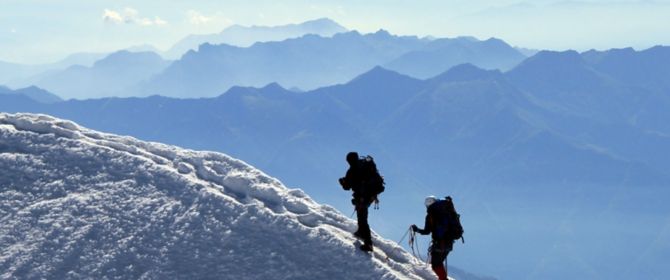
[29,51,171,99]
[145,31,526,97]
[0,52,106,86]
[3,44,670,279]
[164,17,349,59]
[0,86,62,104]
[0,18,348,98]
[2,18,527,100]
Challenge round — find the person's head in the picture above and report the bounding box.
[424,195,437,208]
[346,152,359,165]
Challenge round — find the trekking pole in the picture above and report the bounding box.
[349,208,356,218]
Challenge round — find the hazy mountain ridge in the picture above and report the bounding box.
[0,53,107,87]
[0,85,62,104]
[31,51,171,99]
[143,30,525,97]
[4,19,526,99]
[582,46,670,90]
[144,30,427,97]
[165,18,349,59]
[384,37,526,79]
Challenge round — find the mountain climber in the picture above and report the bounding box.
[411,196,459,280]
[338,151,385,252]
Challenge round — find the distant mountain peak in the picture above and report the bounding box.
[218,83,291,98]
[334,30,362,38]
[94,50,164,68]
[532,50,582,62]
[430,63,502,83]
[21,85,43,91]
[350,66,414,83]
[223,18,346,33]
[305,17,338,24]
[0,85,62,103]
[373,29,392,36]
[482,37,515,49]
[166,18,348,59]
[509,50,587,74]
[299,17,347,30]
[261,82,287,91]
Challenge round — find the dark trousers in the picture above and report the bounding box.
[430,239,452,280]
[355,199,372,246]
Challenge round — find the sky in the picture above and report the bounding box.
[1,0,669,64]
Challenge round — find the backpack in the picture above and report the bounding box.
[359,155,385,197]
[430,196,464,243]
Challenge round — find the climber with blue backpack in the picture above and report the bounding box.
[411,195,464,280]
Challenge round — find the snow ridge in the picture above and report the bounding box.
[0,113,436,279]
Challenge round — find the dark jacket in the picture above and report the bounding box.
[340,160,373,200]
[416,201,451,241]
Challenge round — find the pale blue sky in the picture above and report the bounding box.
[1,0,669,64]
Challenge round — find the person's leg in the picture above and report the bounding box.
[444,241,453,278]
[431,242,448,280]
[356,200,372,247]
[432,265,447,280]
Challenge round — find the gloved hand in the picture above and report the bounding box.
[339,177,350,190]
[411,224,419,232]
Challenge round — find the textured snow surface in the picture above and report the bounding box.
[0,113,438,279]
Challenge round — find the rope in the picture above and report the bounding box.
[426,242,432,266]
[415,234,423,262]
[397,227,411,245]
[409,229,424,262]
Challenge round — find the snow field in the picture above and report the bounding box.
[0,113,439,279]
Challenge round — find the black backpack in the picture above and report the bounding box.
[430,196,464,243]
[359,155,385,197]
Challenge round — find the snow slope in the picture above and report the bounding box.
[0,113,438,279]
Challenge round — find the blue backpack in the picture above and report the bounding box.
[429,196,464,242]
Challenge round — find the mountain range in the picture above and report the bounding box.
[0,18,347,92]
[164,17,349,59]
[0,85,62,104]
[142,30,526,97]
[384,36,526,78]
[3,45,670,279]
[0,52,106,86]
[3,19,527,100]
[28,51,171,99]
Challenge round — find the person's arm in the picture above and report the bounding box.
[412,214,431,235]
[339,168,355,190]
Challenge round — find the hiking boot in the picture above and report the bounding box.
[359,244,373,252]
[353,230,362,239]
